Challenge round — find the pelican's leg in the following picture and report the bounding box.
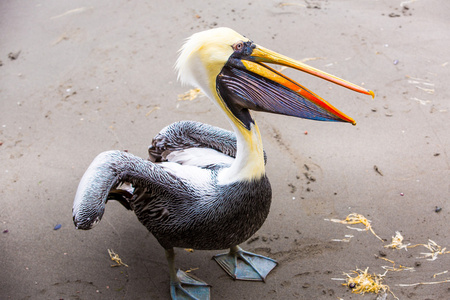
[166,249,211,300]
[213,245,278,281]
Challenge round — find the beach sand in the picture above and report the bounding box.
[1,0,449,299]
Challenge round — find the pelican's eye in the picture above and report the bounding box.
[232,41,255,57]
[232,41,244,52]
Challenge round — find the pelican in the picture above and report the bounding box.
[73,27,373,299]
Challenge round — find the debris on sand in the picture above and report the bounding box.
[329,216,450,297]
[377,256,415,273]
[145,106,160,116]
[331,234,354,243]
[335,257,418,299]
[326,213,384,242]
[278,2,307,8]
[415,240,450,261]
[341,267,398,300]
[373,165,383,176]
[397,278,450,287]
[384,231,410,251]
[108,249,129,267]
[50,7,91,19]
[177,88,203,101]
[433,270,448,278]
[185,267,199,273]
[8,51,21,60]
[405,75,436,105]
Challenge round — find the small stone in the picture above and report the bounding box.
[8,51,21,60]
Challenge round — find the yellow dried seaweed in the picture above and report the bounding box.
[145,106,160,116]
[384,233,450,261]
[372,258,450,290]
[415,240,450,261]
[378,256,414,272]
[185,267,199,273]
[331,234,354,243]
[433,270,448,278]
[397,279,450,287]
[415,86,435,94]
[108,249,129,267]
[327,213,384,242]
[51,7,90,19]
[177,88,202,101]
[384,231,410,251]
[343,267,398,299]
[278,2,306,8]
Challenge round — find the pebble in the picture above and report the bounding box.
[54,224,62,230]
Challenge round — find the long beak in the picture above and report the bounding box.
[229,45,374,125]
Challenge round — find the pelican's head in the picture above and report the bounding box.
[176,27,374,130]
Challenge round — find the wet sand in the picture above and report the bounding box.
[1,0,449,299]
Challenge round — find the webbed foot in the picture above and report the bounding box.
[213,245,277,281]
[170,269,211,300]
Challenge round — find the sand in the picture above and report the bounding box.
[1,0,449,299]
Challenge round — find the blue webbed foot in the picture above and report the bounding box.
[170,269,211,300]
[213,246,277,281]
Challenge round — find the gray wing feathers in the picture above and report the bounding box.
[72,150,180,229]
[149,121,237,161]
[149,121,267,164]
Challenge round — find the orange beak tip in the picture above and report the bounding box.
[368,90,375,99]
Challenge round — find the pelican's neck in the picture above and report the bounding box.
[182,52,266,185]
[217,120,266,185]
[193,77,266,185]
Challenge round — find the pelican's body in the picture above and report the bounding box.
[127,122,271,251]
[73,28,373,299]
